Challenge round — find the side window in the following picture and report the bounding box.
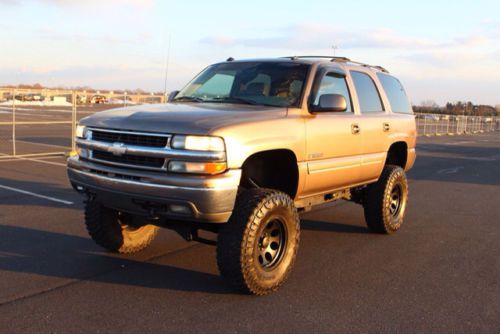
[377,73,413,114]
[312,73,352,113]
[350,71,384,113]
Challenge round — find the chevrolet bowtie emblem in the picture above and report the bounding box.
[108,142,127,156]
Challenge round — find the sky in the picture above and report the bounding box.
[0,0,499,106]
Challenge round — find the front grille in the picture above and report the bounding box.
[92,150,165,169]
[91,130,169,147]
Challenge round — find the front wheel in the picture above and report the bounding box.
[84,201,159,253]
[216,189,300,295]
[363,165,409,234]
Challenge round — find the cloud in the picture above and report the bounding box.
[35,28,152,46]
[200,23,436,50]
[200,22,500,51]
[0,0,154,8]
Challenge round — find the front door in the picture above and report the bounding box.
[303,69,364,196]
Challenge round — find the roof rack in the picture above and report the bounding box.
[283,56,351,62]
[282,56,390,73]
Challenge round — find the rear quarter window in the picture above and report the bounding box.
[377,73,413,114]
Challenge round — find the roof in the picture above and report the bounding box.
[221,56,390,73]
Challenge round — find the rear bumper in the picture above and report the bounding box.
[67,156,241,223]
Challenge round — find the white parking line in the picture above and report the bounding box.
[0,156,63,162]
[12,156,67,167]
[437,167,464,174]
[0,157,67,166]
[9,139,69,150]
[0,153,67,167]
[0,184,73,205]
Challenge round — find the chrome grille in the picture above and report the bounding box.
[91,129,169,147]
[84,128,172,171]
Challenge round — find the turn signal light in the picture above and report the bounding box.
[168,161,227,175]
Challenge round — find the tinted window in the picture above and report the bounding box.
[377,73,413,114]
[351,71,384,113]
[196,73,235,97]
[312,73,352,112]
[175,62,310,108]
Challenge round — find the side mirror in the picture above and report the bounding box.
[311,94,347,112]
[168,90,180,102]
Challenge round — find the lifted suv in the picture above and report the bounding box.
[68,56,416,295]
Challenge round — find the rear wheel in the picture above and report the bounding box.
[363,165,408,234]
[216,189,300,295]
[84,201,159,253]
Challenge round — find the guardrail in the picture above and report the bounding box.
[415,113,499,136]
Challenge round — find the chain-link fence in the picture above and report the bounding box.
[415,113,498,136]
[0,89,76,158]
[1,91,498,159]
[0,88,164,159]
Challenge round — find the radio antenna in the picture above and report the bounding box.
[163,34,172,97]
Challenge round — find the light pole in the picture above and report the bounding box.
[332,45,338,57]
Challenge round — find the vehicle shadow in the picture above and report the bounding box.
[301,219,369,234]
[0,225,232,296]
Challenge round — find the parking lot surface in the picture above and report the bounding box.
[0,132,499,333]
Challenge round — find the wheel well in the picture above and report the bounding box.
[385,142,408,168]
[240,149,299,198]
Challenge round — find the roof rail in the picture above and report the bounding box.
[282,56,351,62]
[372,65,389,73]
[283,56,390,73]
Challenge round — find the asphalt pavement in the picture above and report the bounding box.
[0,132,499,333]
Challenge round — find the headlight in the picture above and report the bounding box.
[168,161,227,174]
[171,135,225,152]
[76,125,86,139]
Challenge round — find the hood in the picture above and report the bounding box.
[80,102,287,135]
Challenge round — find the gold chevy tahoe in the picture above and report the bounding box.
[68,56,416,295]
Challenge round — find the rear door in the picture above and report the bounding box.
[303,66,364,196]
[349,70,390,182]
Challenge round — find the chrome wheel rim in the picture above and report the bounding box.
[389,184,403,218]
[257,218,286,269]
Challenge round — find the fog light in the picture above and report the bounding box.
[169,204,191,215]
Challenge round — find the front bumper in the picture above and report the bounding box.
[67,156,241,223]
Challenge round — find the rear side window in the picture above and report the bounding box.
[377,73,413,114]
[350,71,384,113]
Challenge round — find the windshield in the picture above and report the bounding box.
[174,61,310,108]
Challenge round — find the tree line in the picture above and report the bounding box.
[413,100,498,116]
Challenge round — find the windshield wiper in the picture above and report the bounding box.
[173,96,205,103]
[209,96,260,105]
[207,97,263,106]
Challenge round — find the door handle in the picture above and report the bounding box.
[351,123,360,134]
[383,123,390,132]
